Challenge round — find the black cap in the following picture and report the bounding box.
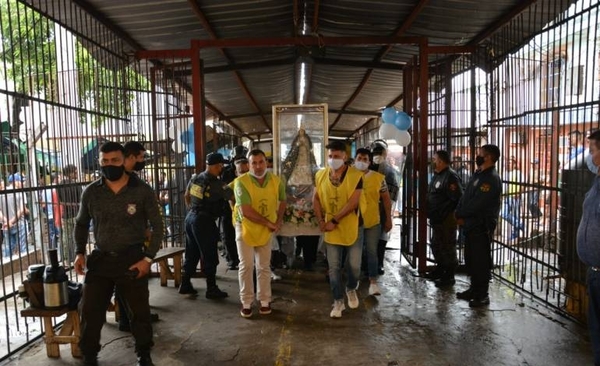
[371,139,387,155]
[325,140,347,152]
[234,156,249,165]
[206,152,225,165]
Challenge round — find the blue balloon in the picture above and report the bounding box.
[394,111,412,131]
[185,152,196,166]
[382,107,397,124]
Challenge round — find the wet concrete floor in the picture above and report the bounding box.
[0,226,594,366]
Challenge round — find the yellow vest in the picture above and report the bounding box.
[359,170,385,229]
[236,173,280,247]
[315,166,362,245]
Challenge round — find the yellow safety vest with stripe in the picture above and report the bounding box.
[315,166,362,245]
[237,173,280,247]
[359,170,385,229]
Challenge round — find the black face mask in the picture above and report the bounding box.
[475,155,485,167]
[133,161,146,171]
[101,165,125,181]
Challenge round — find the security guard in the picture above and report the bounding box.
[179,152,231,299]
[454,144,502,308]
[74,141,164,366]
[426,150,463,287]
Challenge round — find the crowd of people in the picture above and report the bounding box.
[5,130,600,365]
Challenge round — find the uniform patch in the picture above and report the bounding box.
[127,204,137,215]
[435,181,441,189]
[473,179,479,186]
[449,183,458,191]
[480,183,491,192]
[190,184,204,199]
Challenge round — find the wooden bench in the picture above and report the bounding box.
[153,246,185,287]
[20,306,81,359]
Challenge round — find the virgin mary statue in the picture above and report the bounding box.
[279,128,321,236]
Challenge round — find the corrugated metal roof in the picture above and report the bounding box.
[27,0,576,139]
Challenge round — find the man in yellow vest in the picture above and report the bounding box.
[354,148,393,296]
[314,141,364,318]
[233,149,286,318]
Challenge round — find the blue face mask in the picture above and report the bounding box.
[586,154,599,175]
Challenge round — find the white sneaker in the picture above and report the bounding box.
[271,273,282,281]
[330,300,345,318]
[368,283,381,296]
[346,289,359,309]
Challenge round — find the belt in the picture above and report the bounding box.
[103,251,122,257]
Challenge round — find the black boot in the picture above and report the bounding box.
[178,274,198,295]
[136,352,155,366]
[422,267,443,280]
[434,270,456,287]
[206,276,228,299]
[83,353,98,366]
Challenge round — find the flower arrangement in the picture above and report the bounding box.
[283,198,318,226]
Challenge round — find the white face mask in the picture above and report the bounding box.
[328,158,345,170]
[372,156,384,165]
[586,153,599,175]
[353,161,369,171]
[249,171,267,179]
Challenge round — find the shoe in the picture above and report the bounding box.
[368,283,381,296]
[83,354,98,366]
[422,269,443,281]
[259,304,272,315]
[346,289,359,309]
[136,353,154,366]
[150,313,159,322]
[227,264,239,270]
[330,300,346,318]
[205,287,228,299]
[469,296,491,308]
[118,321,131,332]
[240,307,252,318]
[271,273,282,281]
[178,277,198,295]
[434,277,456,288]
[456,288,474,300]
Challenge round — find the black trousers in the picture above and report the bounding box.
[79,247,152,355]
[221,208,239,266]
[296,235,319,268]
[430,214,459,271]
[183,211,220,278]
[464,226,493,298]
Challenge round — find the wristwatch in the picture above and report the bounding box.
[331,217,339,225]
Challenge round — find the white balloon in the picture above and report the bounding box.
[395,130,412,147]
[379,123,397,140]
[172,140,185,153]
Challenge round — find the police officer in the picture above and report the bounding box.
[370,140,399,274]
[179,152,231,299]
[74,141,164,366]
[426,150,463,287]
[455,144,502,308]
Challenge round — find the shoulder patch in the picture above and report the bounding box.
[449,183,458,191]
[480,183,491,192]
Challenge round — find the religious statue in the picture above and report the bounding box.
[280,128,321,236]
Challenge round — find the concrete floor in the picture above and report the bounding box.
[0,227,594,366]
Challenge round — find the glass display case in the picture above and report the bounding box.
[272,104,328,236]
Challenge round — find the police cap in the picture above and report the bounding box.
[206,152,225,165]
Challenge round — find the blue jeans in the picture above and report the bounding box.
[362,225,381,279]
[587,268,600,365]
[326,232,363,301]
[3,222,27,257]
[501,196,524,238]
